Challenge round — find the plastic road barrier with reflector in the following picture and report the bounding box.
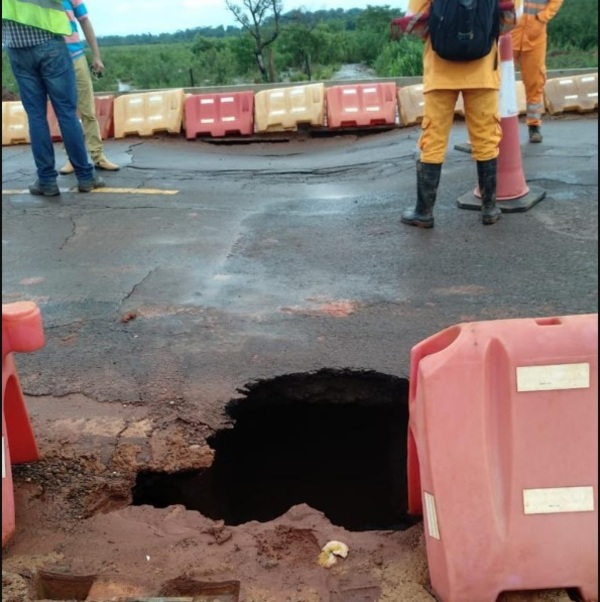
[407,313,598,602]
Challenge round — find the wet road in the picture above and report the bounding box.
[2,116,598,426]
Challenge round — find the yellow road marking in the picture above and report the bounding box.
[2,187,178,195]
[93,187,179,195]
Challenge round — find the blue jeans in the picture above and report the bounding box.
[7,38,95,185]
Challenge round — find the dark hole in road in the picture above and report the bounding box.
[132,369,414,531]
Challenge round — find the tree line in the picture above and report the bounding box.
[2,0,597,96]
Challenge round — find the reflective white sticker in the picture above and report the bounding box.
[424,492,440,539]
[523,486,595,514]
[516,363,590,392]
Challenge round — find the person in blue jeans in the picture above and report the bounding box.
[2,0,105,196]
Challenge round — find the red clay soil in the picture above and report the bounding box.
[1,395,575,602]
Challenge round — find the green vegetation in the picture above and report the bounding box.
[2,0,597,96]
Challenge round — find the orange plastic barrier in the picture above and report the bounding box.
[544,75,581,115]
[325,82,397,129]
[453,93,465,118]
[254,83,325,132]
[515,79,527,115]
[2,301,45,548]
[2,101,31,146]
[575,72,599,112]
[113,89,185,138]
[407,313,598,602]
[396,84,424,127]
[543,72,599,114]
[185,91,254,139]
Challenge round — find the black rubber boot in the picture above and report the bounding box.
[528,125,543,143]
[401,161,442,228]
[477,158,501,225]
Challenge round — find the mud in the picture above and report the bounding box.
[2,394,576,602]
[2,106,596,602]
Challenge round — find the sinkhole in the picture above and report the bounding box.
[132,369,413,531]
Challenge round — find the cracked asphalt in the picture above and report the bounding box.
[1,112,598,602]
[2,114,598,425]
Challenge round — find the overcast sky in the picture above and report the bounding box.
[84,0,409,38]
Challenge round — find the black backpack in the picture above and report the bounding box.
[429,0,500,62]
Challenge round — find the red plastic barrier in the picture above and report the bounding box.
[2,411,15,549]
[95,94,115,140]
[47,102,62,142]
[326,82,397,129]
[408,314,598,602]
[185,91,255,139]
[46,95,114,143]
[2,301,45,548]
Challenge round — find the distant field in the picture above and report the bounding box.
[2,43,598,99]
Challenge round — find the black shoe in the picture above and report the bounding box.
[528,125,543,143]
[401,210,434,228]
[29,179,60,196]
[78,175,106,193]
[481,206,501,225]
[400,161,442,229]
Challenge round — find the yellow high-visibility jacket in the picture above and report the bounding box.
[2,0,71,36]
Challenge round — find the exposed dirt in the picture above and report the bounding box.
[2,393,576,602]
[2,93,595,601]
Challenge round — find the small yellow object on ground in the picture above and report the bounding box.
[318,540,349,568]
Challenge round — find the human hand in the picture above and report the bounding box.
[528,14,547,39]
[499,2,517,34]
[90,63,103,79]
[390,14,429,41]
[90,57,105,75]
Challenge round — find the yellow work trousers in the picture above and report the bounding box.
[73,55,105,162]
[513,44,546,126]
[419,89,501,163]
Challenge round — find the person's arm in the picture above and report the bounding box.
[390,0,430,40]
[79,16,104,73]
[406,0,431,18]
[499,1,517,35]
[536,0,564,23]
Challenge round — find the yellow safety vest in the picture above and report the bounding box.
[2,0,71,36]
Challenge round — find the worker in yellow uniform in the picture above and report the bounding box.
[395,1,516,228]
[511,0,564,143]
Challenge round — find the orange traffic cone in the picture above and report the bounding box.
[458,34,546,212]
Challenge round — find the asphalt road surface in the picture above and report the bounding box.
[2,113,598,602]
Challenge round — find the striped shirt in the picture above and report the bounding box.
[2,19,61,48]
[62,0,88,59]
